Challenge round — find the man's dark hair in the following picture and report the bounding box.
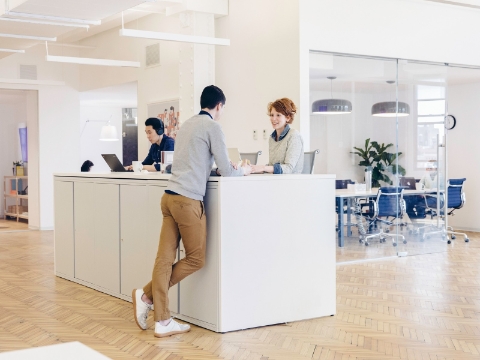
[81,160,94,172]
[145,117,164,135]
[200,85,226,110]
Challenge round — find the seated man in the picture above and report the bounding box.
[126,118,174,172]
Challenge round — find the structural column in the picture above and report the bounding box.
[179,12,215,121]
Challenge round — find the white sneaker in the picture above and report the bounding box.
[154,319,191,338]
[132,289,152,330]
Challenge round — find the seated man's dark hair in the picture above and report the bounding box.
[145,117,164,135]
[200,85,226,110]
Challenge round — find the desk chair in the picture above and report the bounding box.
[302,149,320,174]
[360,187,407,246]
[240,151,262,165]
[335,180,354,232]
[423,178,469,243]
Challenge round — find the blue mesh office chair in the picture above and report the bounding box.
[423,178,469,243]
[361,187,407,246]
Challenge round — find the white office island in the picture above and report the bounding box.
[53,173,336,333]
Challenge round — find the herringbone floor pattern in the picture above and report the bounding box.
[0,230,479,359]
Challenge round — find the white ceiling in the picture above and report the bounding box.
[0,0,183,59]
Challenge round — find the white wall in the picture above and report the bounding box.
[0,96,27,217]
[216,0,301,164]
[80,106,123,173]
[78,14,181,161]
[310,87,414,183]
[446,82,480,231]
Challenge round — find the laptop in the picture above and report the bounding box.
[101,154,132,172]
[400,177,416,190]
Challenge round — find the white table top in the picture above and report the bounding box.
[54,172,335,182]
[0,342,110,360]
[335,188,441,197]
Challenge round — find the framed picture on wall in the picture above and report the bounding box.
[147,99,180,139]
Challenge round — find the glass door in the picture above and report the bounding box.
[396,61,448,256]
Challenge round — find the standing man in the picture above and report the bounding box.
[132,85,252,338]
[126,117,174,172]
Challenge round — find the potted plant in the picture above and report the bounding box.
[351,138,406,187]
[13,161,24,176]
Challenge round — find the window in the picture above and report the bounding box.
[416,85,445,169]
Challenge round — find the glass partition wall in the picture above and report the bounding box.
[309,52,462,263]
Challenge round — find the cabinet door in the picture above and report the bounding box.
[120,184,148,296]
[146,185,178,313]
[179,186,218,325]
[93,183,120,293]
[54,181,74,278]
[74,182,96,284]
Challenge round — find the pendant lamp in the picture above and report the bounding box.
[311,77,352,115]
[372,81,410,117]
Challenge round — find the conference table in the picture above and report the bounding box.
[335,188,442,247]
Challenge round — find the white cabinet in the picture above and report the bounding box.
[74,182,120,293]
[74,182,95,284]
[179,185,219,327]
[119,183,178,312]
[54,181,74,278]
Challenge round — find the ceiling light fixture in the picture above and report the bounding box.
[0,33,56,41]
[0,17,89,29]
[0,48,25,53]
[45,42,140,67]
[311,77,352,115]
[6,11,101,25]
[371,81,410,117]
[118,12,229,46]
[119,28,230,46]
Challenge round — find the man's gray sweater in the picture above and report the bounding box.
[166,113,244,200]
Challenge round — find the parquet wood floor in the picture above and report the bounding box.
[0,230,479,359]
[0,219,29,232]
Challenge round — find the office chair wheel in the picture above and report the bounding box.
[465,238,469,243]
[359,238,363,243]
[385,229,390,233]
[365,242,369,246]
[447,240,451,244]
[393,242,397,247]
[403,240,407,244]
[451,235,456,240]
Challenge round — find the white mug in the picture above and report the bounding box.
[132,161,141,173]
[415,182,424,190]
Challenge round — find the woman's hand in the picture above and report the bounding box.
[125,165,133,170]
[250,165,264,174]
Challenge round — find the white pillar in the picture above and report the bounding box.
[179,12,215,121]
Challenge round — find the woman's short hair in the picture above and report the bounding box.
[81,160,94,172]
[267,98,297,124]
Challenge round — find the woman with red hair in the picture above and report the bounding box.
[251,98,304,174]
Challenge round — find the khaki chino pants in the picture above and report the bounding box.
[143,193,207,321]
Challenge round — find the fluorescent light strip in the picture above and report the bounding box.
[119,28,230,46]
[0,17,89,29]
[46,55,140,68]
[0,48,25,53]
[7,11,101,25]
[0,33,56,41]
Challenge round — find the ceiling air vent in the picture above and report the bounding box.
[19,65,37,80]
[146,43,160,68]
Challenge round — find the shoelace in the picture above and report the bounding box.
[142,304,152,323]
